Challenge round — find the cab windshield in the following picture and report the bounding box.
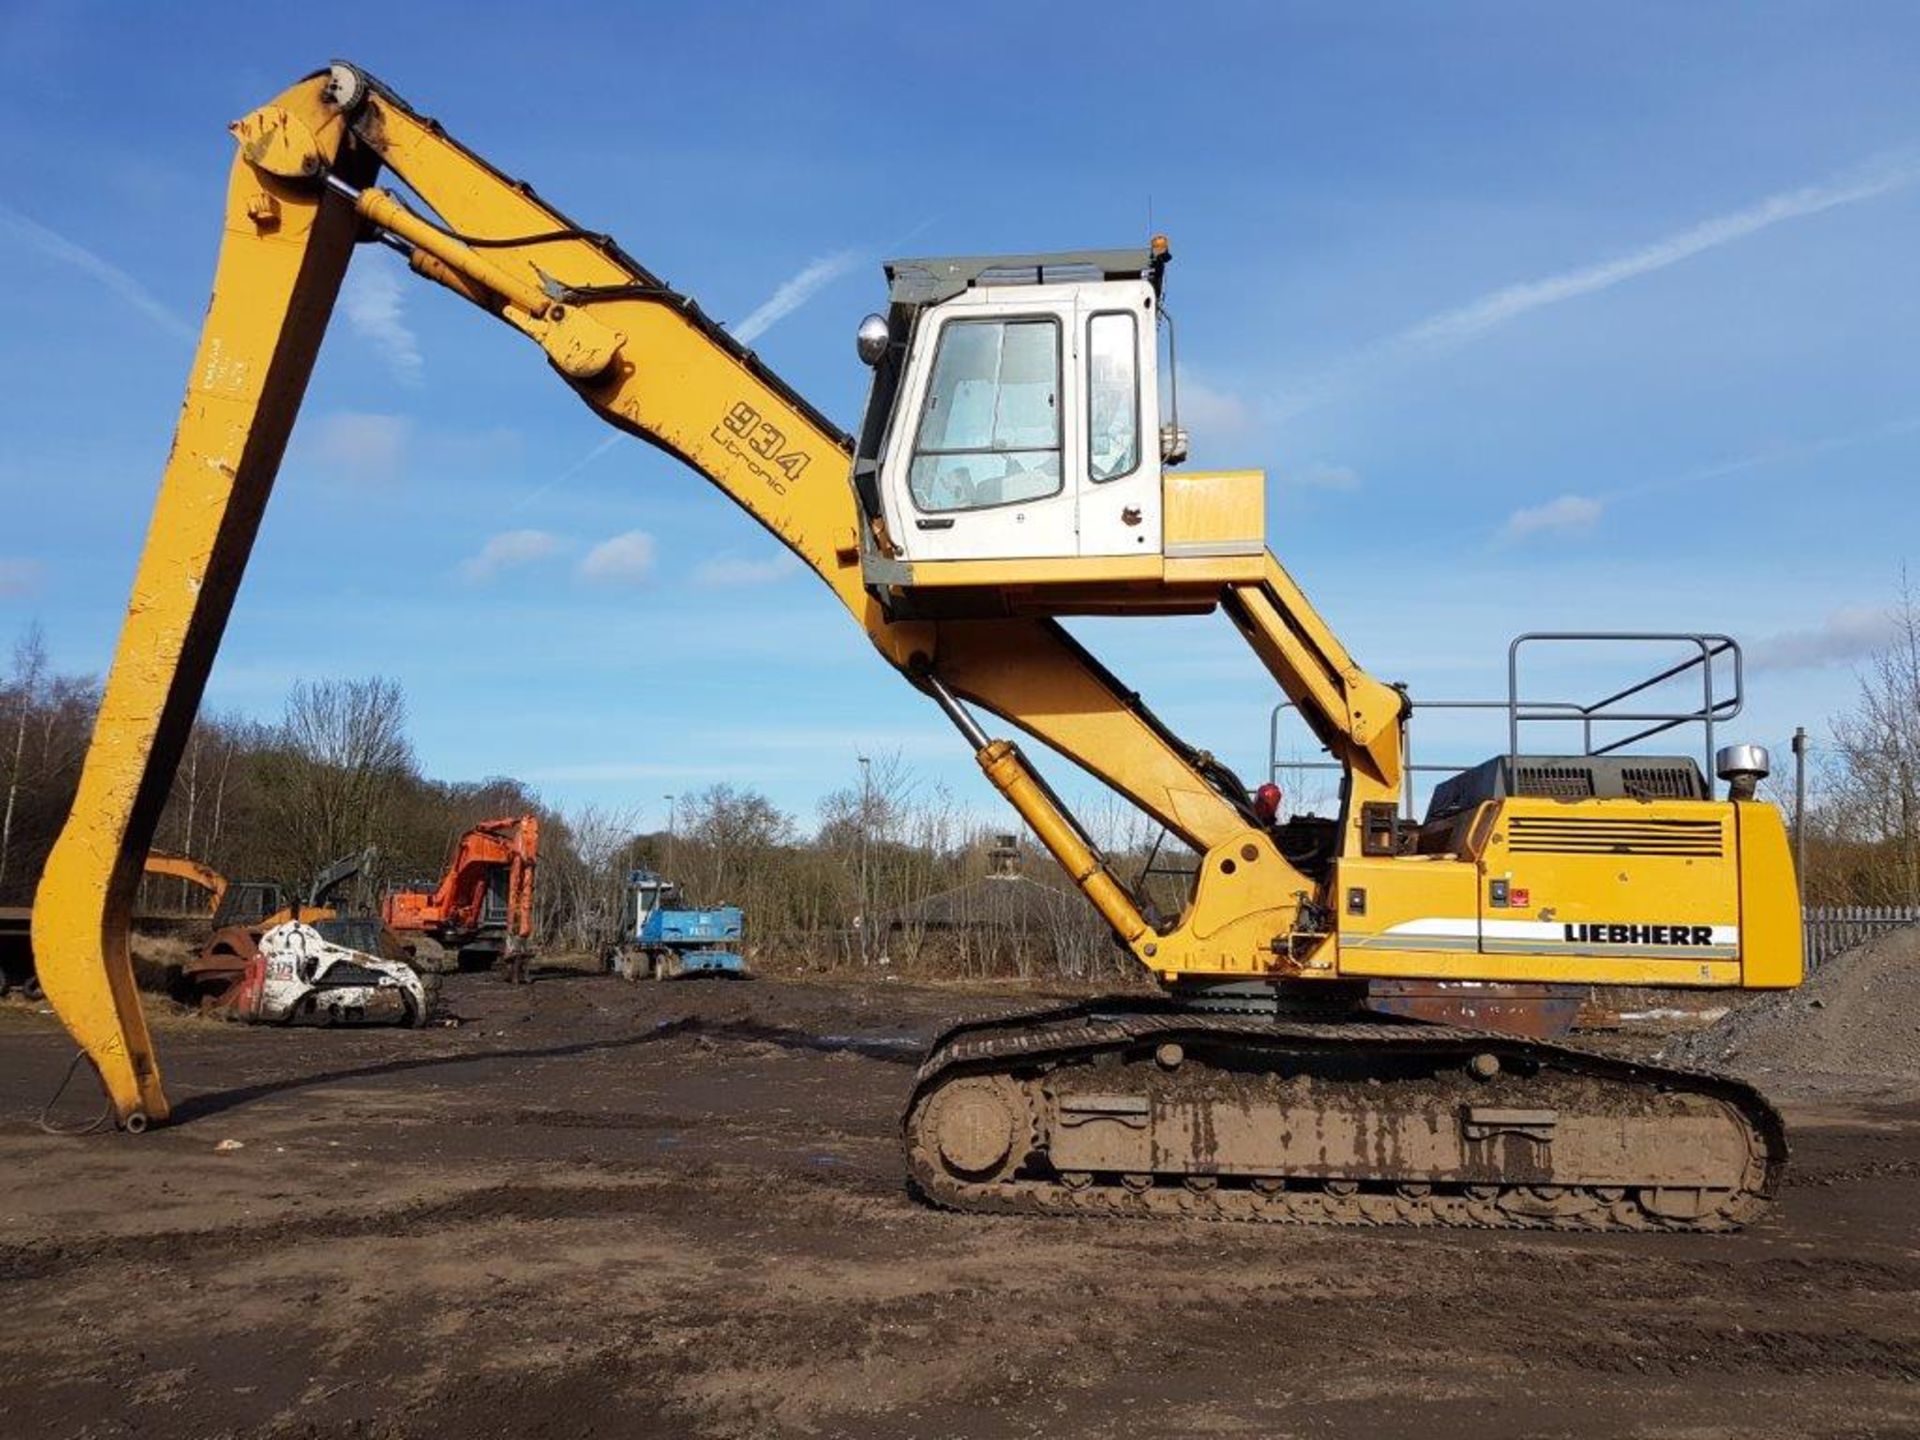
[909,318,1062,513]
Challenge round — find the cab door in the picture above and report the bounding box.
[884,300,1079,561]
[1075,287,1162,557]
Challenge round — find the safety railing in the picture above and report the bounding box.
[1268,631,1745,817]
[1803,904,1920,969]
[1507,632,1741,777]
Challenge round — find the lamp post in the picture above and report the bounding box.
[857,754,872,964]
[1791,728,1807,904]
[663,793,676,879]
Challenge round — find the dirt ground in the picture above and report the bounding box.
[0,967,1916,1439]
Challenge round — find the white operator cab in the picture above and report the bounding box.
[848,243,1267,616]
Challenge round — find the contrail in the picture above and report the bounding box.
[507,433,622,514]
[506,244,864,511]
[0,203,194,342]
[733,250,862,344]
[1280,148,1920,421]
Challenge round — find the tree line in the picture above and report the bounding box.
[1792,579,1920,906]
[0,629,1138,980]
[4,580,1917,975]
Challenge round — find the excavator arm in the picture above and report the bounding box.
[35,64,1288,1126]
[139,852,228,916]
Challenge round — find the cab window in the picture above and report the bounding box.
[1087,312,1139,482]
[909,318,1062,513]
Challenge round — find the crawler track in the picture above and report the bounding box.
[905,1000,1787,1231]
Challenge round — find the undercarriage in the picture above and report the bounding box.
[905,1000,1786,1231]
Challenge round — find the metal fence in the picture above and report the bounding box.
[1804,905,1920,969]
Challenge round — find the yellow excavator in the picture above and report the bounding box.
[33,64,1802,1229]
[139,851,228,918]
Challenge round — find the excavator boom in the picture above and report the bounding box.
[140,852,228,916]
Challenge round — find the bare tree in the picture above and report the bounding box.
[525,804,636,951]
[149,715,242,906]
[0,625,48,893]
[1818,576,1920,903]
[676,782,795,917]
[0,626,99,904]
[261,677,416,884]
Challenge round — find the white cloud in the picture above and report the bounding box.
[0,558,44,596]
[1282,148,1920,419]
[694,551,803,587]
[309,412,411,481]
[1175,370,1252,439]
[1748,606,1899,672]
[733,250,862,344]
[578,529,658,586]
[1499,493,1603,543]
[1280,462,1360,491]
[342,252,423,385]
[460,529,564,583]
[0,203,192,341]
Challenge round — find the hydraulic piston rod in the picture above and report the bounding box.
[922,672,1151,947]
[323,172,624,380]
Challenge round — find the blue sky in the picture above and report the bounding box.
[2,2,1915,835]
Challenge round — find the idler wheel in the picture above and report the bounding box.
[922,1077,1024,1180]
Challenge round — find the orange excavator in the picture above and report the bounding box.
[380,816,538,977]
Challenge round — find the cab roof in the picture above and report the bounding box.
[883,248,1162,307]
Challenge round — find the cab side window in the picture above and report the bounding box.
[910,318,1062,513]
[1087,312,1139,483]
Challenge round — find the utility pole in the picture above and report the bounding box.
[1791,728,1808,905]
[663,793,676,879]
[857,754,872,964]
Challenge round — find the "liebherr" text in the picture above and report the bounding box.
[1563,923,1715,946]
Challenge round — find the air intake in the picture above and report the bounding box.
[1512,764,1596,801]
[1507,815,1724,857]
[1619,765,1703,801]
[1426,755,1710,823]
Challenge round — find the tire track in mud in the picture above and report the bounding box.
[0,1168,870,1285]
[1528,1321,1920,1381]
[1789,1155,1920,1186]
[1057,1283,1920,1389]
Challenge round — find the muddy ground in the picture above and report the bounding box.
[0,968,1915,1439]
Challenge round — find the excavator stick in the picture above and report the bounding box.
[31,74,365,1128]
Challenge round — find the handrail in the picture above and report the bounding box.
[1267,631,1747,816]
[1508,632,1741,776]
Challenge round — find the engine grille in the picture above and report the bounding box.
[1620,766,1703,801]
[1426,755,1708,823]
[1506,815,1724,856]
[1513,765,1598,801]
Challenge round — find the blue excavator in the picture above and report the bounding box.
[604,870,747,981]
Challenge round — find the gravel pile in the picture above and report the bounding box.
[1660,924,1920,1101]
